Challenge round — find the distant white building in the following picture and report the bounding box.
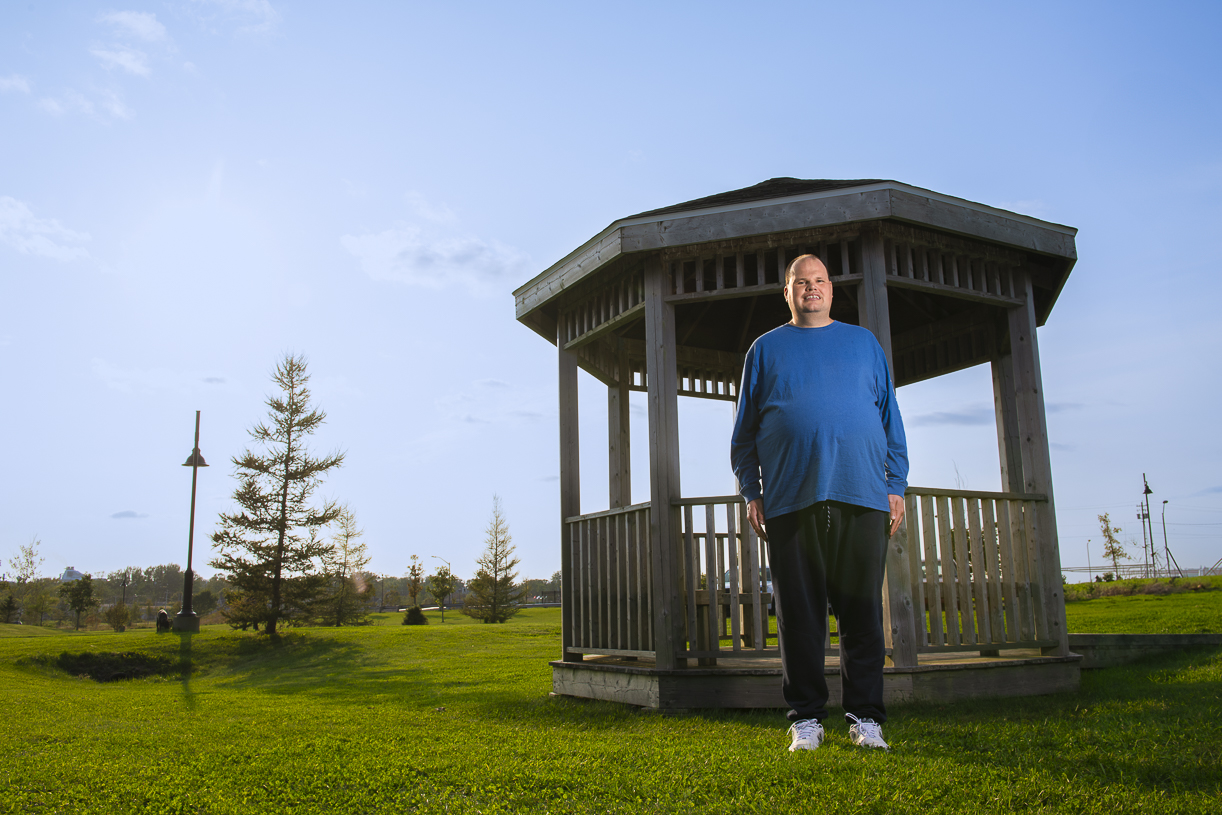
[59,567,84,582]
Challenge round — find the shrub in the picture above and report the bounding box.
[402,606,428,625]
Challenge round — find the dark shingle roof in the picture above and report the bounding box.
[630,177,889,220]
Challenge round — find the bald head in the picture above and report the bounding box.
[783,254,834,328]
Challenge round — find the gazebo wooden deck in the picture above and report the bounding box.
[513,178,1081,709]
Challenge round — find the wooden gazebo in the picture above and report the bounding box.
[514,178,1081,709]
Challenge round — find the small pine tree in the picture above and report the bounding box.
[463,496,524,624]
[0,594,16,624]
[210,354,344,634]
[402,606,428,625]
[1098,513,1128,574]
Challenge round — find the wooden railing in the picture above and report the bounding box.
[561,487,1058,666]
[890,488,1057,662]
[674,496,778,662]
[562,503,653,657]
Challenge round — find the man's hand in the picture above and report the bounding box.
[888,494,905,537]
[746,498,768,542]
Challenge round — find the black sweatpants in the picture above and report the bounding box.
[767,500,889,724]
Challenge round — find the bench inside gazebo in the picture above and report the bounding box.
[513,178,1081,709]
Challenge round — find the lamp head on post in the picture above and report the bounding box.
[182,450,209,468]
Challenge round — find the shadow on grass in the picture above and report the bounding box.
[889,645,1222,794]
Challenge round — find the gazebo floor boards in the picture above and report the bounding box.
[550,650,1081,710]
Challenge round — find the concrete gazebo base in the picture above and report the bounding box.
[551,652,1082,710]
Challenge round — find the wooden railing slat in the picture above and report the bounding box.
[920,494,943,646]
[936,496,960,646]
[966,497,992,644]
[982,500,1005,644]
[952,497,975,644]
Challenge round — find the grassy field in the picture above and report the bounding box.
[1065,589,1222,633]
[2,605,1220,814]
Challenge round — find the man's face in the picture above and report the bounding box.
[783,257,834,324]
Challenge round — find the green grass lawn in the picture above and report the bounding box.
[1065,589,1222,634]
[1,606,1219,814]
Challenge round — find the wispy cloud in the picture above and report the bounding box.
[1195,486,1222,496]
[99,11,168,42]
[37,88,131,120]
[189,0,281,34]
[1047,402,1084,413]
[0,197,91,261]
[0,74,31,94]
[342,193,530,293]
[909,407,993,427]
[111,510,149,519]
[91,46,150,76]
[92,359,228,394]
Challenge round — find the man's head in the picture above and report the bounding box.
[783,254,834,327]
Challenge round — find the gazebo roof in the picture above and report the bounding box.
[514,178,1077,346]
[629,177,889,219]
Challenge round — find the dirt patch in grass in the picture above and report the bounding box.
[44,651,177,682]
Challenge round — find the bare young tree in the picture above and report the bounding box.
[1098,512,1129,574]
[210,354,345,634]
[321,505,373,626]
[463,495,524,624]
[10,536,44,586]
[405,555,425,607]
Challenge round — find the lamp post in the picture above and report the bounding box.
[174,410,208,633]
[1086,539,1092,583]
[1142,475,1154,578]
[431,555,451,622]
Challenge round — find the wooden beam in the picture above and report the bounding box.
[562,301,644,351]
[643,254,684,670]
[885,274,1023,308]
[888,188,1077,260]
[992,353,1024,493]
[516,230,623,320]
[1008,270,1068,657]
[858,226,895,375]
[558,327,582,663]
[608,340,632,508]
[884,508,919,668]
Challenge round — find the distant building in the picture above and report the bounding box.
[59,567,84,583]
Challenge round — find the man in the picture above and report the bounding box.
[730,253,908,752]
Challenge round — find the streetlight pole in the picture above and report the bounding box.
[174,410,208,633]
[431,555,451,623]
[1086,539,1092,584]
[1142,475,1155,578]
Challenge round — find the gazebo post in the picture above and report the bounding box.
[858,227,896,374]
[991,353,1025,492]
[643,255,684,670]
[1009,271,1070,656]
[608,338,632,509]
[558,331,583,663]
[858,229,918,668]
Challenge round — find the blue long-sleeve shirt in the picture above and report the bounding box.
[730,321,909,517]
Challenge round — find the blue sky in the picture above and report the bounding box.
[2,1,1220,584]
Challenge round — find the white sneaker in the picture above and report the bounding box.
[846,713,889,749]
[787,718,824,752]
